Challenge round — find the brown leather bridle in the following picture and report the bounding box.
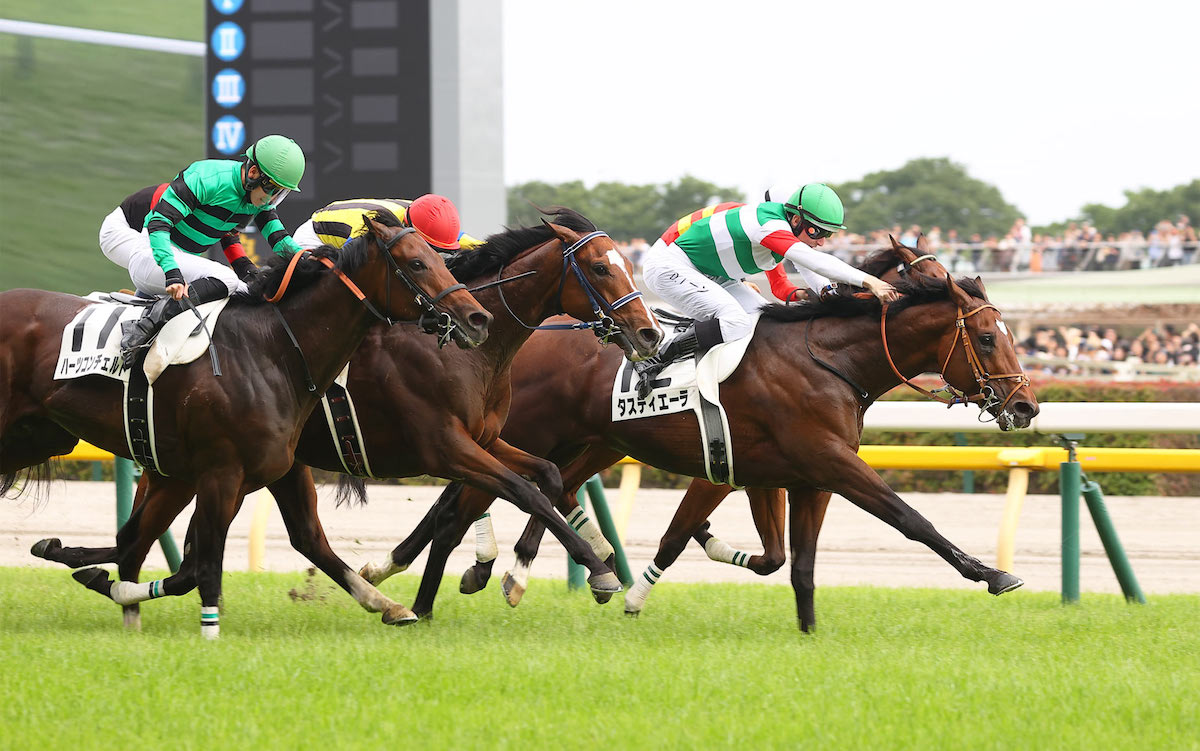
[881,301,1030,419]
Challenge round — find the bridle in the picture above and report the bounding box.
[495,229,643,344]
[881,300,1030,421]
[267,226,468,347]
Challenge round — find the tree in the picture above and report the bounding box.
[1081,180,1200,235]
[507,176,743,241]
[831,157,1021,238]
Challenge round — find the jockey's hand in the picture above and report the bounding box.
[744,281,762,295]
[166,282,188,301]
[863,276,900,303]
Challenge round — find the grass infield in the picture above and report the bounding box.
[0,567,1196,749]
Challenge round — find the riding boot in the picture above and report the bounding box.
[120,277,229,365]
[634,324,701,399]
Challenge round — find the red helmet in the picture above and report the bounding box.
[406,194,461,250]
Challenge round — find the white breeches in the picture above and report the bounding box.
[640,238,767,341]
[292,219,323,251]
[98,207,246,296]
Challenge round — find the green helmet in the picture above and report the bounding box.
[783,183,846,232]
[245,135,305,191]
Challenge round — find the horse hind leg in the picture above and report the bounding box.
[459,511,498,595]
[358,482,467,586]
[30,538,119,568]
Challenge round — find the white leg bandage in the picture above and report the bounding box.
[110,579,168,605]
[566,507,614,560]
[473,513,498,563]
[624,563,663,614]
[704,537,753,568]
[200,606,219,639]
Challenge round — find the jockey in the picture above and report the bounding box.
[634,183,899,398]
[292,195,483,253]
[111,134,307,357]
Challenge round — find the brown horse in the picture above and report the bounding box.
[2,217,490,636]
[34,208,663,623]
[365,251,1038,630]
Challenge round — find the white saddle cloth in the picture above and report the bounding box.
[55,293,230,385]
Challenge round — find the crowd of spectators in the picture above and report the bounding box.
[614,215,1199,275]
[1017,323,1199,375]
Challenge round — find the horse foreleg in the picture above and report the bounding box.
[501,446,625,607]
[358,482,465,585]
[269,462,416,626]
[820,451,1023,595]
[188,470,246,639]
[787,487,831,633]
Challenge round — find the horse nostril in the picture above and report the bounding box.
[469,311,492,332]
[638,327,664,348]
[1013,400,1039,418]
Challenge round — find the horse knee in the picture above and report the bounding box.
[760,551,786,574]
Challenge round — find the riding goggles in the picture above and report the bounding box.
[800,221,834,240]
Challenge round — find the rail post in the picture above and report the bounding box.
[1081,479,1146,604]
[1058,434,1084,604]
[583,476,634,587]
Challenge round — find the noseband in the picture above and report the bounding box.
[881,301,1030,421]
[496,230,644,343]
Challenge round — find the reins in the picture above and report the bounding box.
[880,300,1030,418]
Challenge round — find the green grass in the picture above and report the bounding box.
[1,568,1196,749]
[0,2,202,293]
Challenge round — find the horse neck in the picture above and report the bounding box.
[470,239,566,368]
[809,301,958,403]
[272,265,382,392]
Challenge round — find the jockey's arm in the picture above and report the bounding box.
[221,232,257,281]
[764,265,803,302]
[457,232,484,250]
[796,266,836,299]
[144,172,201,287]
[757,229,867,288]
[253,209,302,257]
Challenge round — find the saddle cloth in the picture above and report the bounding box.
[610,314,759,487]
[55,293,230,385]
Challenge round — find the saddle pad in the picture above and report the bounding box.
[609,314,759,423]
[55,296,230,384]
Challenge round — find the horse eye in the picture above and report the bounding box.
[408,258,426,272]
[980,334,995,348]
[591,263,610,276]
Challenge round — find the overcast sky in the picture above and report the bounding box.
[501,0,1199,226]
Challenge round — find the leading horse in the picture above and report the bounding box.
[35,208,664,625]
[1,216,490,635]
[365,251,1038,629]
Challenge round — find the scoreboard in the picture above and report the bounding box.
[204,0,433,230]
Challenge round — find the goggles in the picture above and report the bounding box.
[800,221,835,240]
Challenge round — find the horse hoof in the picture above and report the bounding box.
[72,567,113,598]
[603,553,616,572]
[501,572,525,608]
[30,538,61,560]
[988,571,1024,595]
[459,565,489,595]
[381,604,418,626]
[588,572,622,604]
[624,608,640,618]
[123,605,142,631]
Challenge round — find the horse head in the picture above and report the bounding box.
[886,234,949,283]
[540,220,663,361]
[364,214,491,348]
[937,276,1039,430]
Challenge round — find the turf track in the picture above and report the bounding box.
[1,567,1196,749]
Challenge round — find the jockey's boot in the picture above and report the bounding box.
[634,324,702,400]
[120,276,229,366]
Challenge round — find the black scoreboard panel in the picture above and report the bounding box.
[205,0,431,230]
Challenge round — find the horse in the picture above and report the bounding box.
[33,207,664,624]
[2,216,491,636]
[362,248,1039,630]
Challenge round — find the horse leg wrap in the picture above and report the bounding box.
[704,537,752,568]
[200,606,219,639]
[624,564,663,614]
[566,507,614,560]
[109,579,168,605]
[473,513,498,563]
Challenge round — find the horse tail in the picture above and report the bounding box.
[334,474,368,508]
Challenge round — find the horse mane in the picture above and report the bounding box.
[236,208,405,305]
[759,275,989,323]
[857,246,913,279]
[443,205,598,283]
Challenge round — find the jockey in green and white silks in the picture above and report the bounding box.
[634,183,899,398]
[112,135,306,358]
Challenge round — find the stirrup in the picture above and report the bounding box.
[634,359,665,400]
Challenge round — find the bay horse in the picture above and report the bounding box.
[2,216,490,636]
[364,250,1038,629]
[34,208,663,623]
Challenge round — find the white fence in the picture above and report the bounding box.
[0,19,203,56]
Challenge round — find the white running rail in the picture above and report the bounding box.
[0,19,203,56]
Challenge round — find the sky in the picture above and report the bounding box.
[501,0,1199,226]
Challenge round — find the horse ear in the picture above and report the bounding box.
[916,233,929,253]
[974,275,989,298]
[892,238,918,264]
[888,234,901,249]
[364,213,384,237]
[541,220,572,245]
[946,275,973,308]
